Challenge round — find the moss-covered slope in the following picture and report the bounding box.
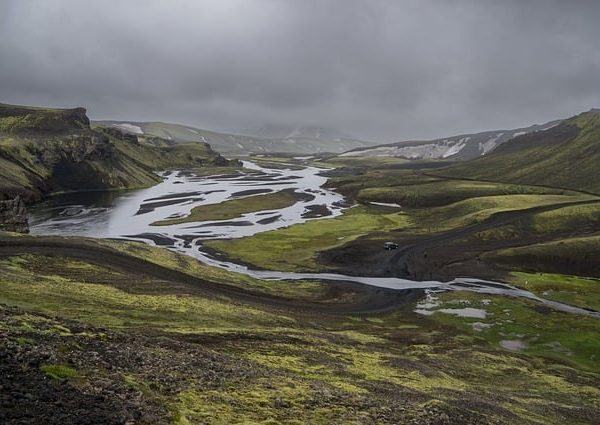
[1,233,599,424]
[440,110,600,193]
[0,103,235,201]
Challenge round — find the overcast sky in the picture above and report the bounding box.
[1,0,599,141]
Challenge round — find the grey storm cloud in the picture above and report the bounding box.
[1,0,600,141]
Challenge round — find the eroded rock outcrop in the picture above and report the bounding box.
[0,105,90,134]
[0,195,29,233]
[0,102,241,202]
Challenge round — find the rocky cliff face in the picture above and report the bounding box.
[0,196,29,233]
[0,103,238,232]
[0,104,90,134]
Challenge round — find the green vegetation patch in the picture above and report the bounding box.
[40,364,79,380]
[415,194,589,232]
[205,206,410,271]
[246,154,306,170]
[151,190,299,226]
[327,169,443,199]
[245,340,465,397]
[96,238,334,301]
[356,179,572,208]
[316,155,410,168]
[173,381,318,425]
[531,202,600,233]
[509,272,600,312]
[419,290,600,373]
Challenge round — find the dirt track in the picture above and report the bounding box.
[0,235,420,315]
[318,198,600,280]
[391,198,600,274]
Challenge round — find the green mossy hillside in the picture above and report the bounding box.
[326,167,576,208]
[439,110,600,193]
[0,103,236,201]
[488,235,600,277]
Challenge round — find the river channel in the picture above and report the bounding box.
[29,161,600,318]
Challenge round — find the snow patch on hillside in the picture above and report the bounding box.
[341,139,468,159]
[442,138,468,158]
[114,123,143,134]
[478,133,504,154]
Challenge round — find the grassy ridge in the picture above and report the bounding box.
[206,183,596,274]
[488,235,600,277]
[471,202,600,241]
[414,194,594,232]
[0,254,288,332]
[356,180,578,208]
[97,238,335,301]
[0,103,89,133]
[325,165,577,208]
[531,203,600,233]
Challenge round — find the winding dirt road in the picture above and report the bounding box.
[389,198,600,276]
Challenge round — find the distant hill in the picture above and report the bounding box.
[0,103,234,201]
[94,121,374,154]
[439,109,600,193]
[338,120,561,161]
[246,124,351,139]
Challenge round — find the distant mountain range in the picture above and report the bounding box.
[339,120,562,161]
[94,121,374,155]
[246,124,356,141]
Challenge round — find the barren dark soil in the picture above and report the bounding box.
[318,198,600,281]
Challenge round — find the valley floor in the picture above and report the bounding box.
[1,157,599,424]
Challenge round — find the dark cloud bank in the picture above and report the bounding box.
[1,0,599,141]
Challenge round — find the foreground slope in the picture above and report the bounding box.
[1,232,599,424]
[0,103,235,201]
[440,110,600,193]
[95,120,374,154]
